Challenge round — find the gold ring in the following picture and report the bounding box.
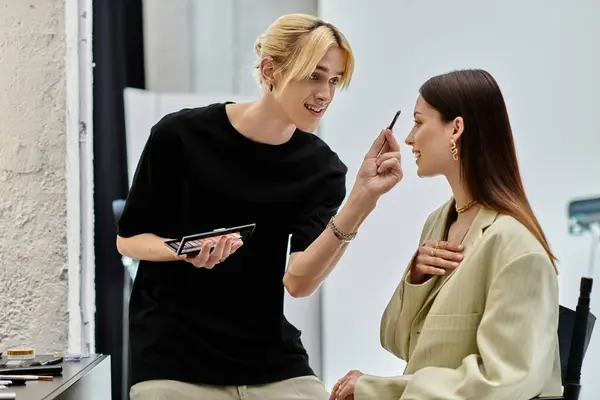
[430,248,437,257]
[434,241,440,249]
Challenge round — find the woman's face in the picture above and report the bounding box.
[273,47,345,133]
[405,95,463,177]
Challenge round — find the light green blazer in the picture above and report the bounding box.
[355,199,562,400]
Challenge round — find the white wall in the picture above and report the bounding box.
[319,0,600,397]
[0,0,93,357]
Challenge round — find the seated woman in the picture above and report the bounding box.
[330,69,562,400]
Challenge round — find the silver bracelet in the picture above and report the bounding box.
[327,216,357,242]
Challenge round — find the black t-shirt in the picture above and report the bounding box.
[118,102,347,386]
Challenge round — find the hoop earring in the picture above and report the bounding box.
[450,138,459,161]
[269,84,273,92]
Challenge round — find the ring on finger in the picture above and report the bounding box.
[430,248,437,257]
[333,380,343,396]
[434,241,440,249]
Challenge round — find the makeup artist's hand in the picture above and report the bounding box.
[410,240,464,284]
[180,234,243,269]
[354,128,403,199]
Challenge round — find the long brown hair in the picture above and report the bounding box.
[419,69,557,271]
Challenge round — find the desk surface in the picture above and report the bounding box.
[1,354,107,400]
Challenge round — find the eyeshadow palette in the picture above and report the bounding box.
[164,223,256,256]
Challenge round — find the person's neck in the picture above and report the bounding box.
[227,96,297,145]
[446,168,479,221]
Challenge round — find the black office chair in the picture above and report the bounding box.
[535,277,596,400]
[112,198,136,400]
[112,198,139,281]
[539,197,600,399]
[112,198,126,225]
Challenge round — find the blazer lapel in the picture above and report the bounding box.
[417,205,500,317]
[460,207,499,250]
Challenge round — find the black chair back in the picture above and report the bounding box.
[534,278,595,400]
[112,199,126,226]
[558,277,595,400]
[558,305,596,384]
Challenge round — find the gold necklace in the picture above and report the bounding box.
[456,199,477,214]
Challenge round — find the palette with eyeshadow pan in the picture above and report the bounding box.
[164,223,256,256]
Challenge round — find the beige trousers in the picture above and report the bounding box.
[130,375,330,400]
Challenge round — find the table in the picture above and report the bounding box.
[0,354,111,400]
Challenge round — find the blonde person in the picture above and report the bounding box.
[331,69,562,400]
[117,13,403,400]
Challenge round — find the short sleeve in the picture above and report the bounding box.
[289,170,347,253]
[117,120,182,238]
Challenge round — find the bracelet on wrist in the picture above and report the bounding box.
[327,215,358,242]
